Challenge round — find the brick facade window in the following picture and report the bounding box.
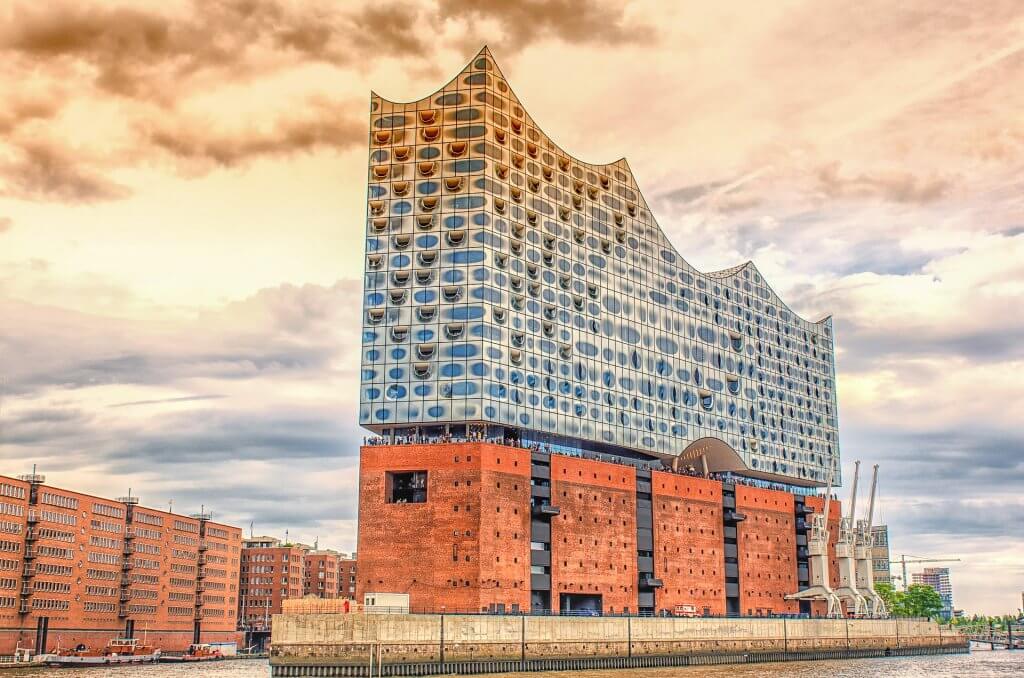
[386,471,427,503]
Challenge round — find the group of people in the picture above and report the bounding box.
[361,434,831,498]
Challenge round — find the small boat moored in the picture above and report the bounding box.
[36,637,161,667]
[159,642,225,662]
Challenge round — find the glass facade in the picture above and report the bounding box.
[360,48,840,487]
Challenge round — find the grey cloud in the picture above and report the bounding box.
[1,406,97,447]
[3,279,362,397]
[107,410,360,465]
[831,317,1024,369]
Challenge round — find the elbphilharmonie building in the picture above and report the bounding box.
[360,48,839,489]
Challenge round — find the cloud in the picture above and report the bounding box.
[815,162,953,204]
[0,0,430,98]
[140,98,365,168]
[439,0,655,48]
[0,217,11,233]
[0,142,131,203]
[0,94,62,134]
[108,394,227,408]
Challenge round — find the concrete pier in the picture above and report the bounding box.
[269,614,967,676]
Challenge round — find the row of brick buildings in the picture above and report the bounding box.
[0,472,354,655]
[239,536,356,634]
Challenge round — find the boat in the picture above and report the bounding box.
[36,637,161,666]
[159,643,225,662]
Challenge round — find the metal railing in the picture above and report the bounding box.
[351,606,930,620]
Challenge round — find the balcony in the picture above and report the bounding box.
[196,568,207,580]
[121,560,133,571]
[124,528,136,540]
[197,555,207,567]
[723,510,747,523]
[26,511,39,524]
[24,527,37,542]
[118,604,129,618]
[19,583,32,597]
[123,544,133,556]
[639,576,664,589]
[116,496,139,506]
[21,565,35,578]
[120,591,131,602]
[17,473,45,484]
[23,548,36,560]
[198,540,210,552]
[531,504,561,517]
[18,602,29,615]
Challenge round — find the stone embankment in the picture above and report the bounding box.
[269,614,967,676]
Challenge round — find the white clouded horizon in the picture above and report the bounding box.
[1,0,1022,614]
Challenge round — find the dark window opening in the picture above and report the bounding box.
[387,471,428,503]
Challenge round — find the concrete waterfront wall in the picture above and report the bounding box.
[270,613,966,670]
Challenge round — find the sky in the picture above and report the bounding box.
[0,0,1021,614]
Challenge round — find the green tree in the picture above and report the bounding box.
[876,582,903,616]
[903,584,945,619]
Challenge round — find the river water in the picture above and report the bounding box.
[2,651,1022,677]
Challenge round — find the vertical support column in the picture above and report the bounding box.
[635,469,657,615]
[439,613,445,670]
[721,481,743,616]
[529,451,554,613]
[793,496,811,616]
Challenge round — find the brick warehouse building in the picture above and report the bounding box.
[240,537,357,649]
[355,48,847,617]
[357,442,841,616]
[0,472,242,654]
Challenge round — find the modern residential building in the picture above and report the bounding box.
[871,525,891,585]
[912,567,954,619]
[0,472,242,655]
[359,46,840,490]
[356,48,846,616]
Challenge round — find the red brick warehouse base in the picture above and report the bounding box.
[356,443,840,615]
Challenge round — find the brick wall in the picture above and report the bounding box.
[549,456,637,614]
[736,485,798,615]
[356,443,530,613]
[650,471,725,615]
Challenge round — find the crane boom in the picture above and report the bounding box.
[866,464,878,527]
[848,460,860,524]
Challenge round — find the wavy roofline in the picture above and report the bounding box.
[371,46,832,330]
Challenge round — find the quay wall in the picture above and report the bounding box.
[270,613,966,671]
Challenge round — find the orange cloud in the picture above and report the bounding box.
[0,142,131,203]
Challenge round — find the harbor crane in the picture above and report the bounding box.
[785,462,842,617]
[854,464,886,617]
[833,460,868,616]
[892,555,961,592]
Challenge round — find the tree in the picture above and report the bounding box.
[876,582,902,616]
[873,582,944,619]
[903,585,944,619]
